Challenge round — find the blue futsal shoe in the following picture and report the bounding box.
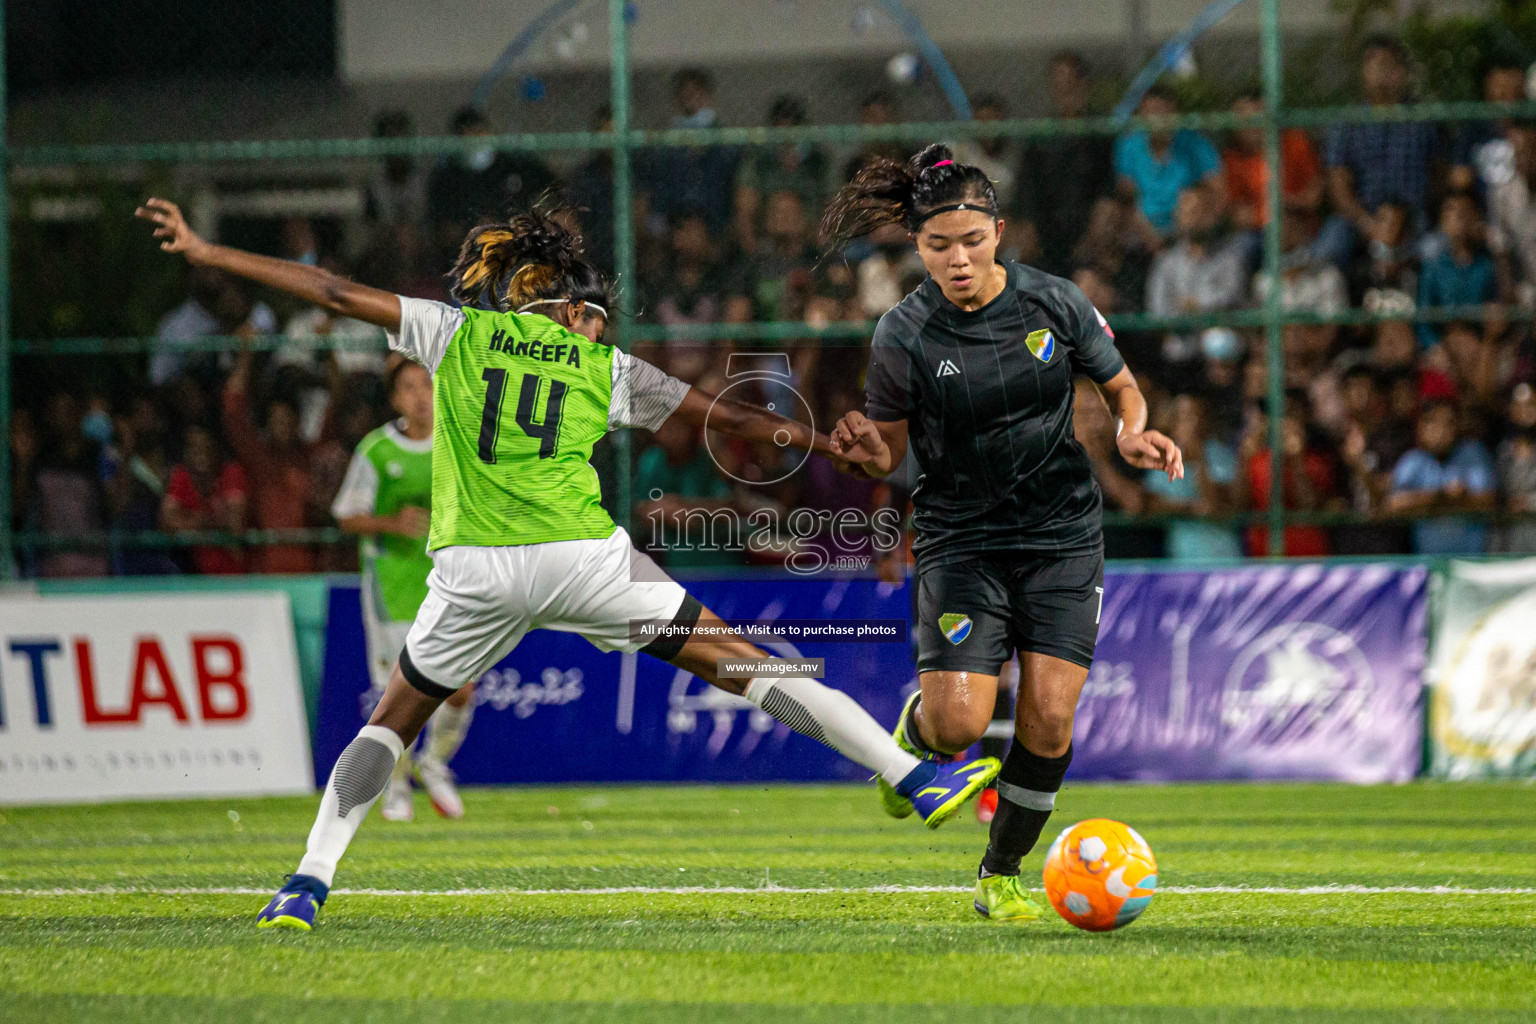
[905,757,1002,829]
[256,874,329,930]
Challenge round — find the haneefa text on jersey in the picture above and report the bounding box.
[489,328,583,367]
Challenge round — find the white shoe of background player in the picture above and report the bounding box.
[380,772,414,822]
[415,756,465,819]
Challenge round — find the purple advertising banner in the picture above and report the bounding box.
[1078,563,1428,783]
[315,563,1427,786]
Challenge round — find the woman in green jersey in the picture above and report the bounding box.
[137,196,1004,931]
[332,358,474,822]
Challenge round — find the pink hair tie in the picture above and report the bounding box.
[932,159,954,167]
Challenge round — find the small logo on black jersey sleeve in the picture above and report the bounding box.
[1094,306,1115,340]
[935,358,962,378]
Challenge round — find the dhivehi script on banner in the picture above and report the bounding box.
[0,592,313,804]
[1432,559,1536,778]
[314,566,1428,786]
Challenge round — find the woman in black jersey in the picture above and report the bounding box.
[824,144,1183,923]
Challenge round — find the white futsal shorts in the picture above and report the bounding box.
[400,527,691,692]
[360,571,413,692]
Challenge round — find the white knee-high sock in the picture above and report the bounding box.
[423,702,474,765]
[296,724,405,886]
[744,676,920,785]
[389,743,414,785]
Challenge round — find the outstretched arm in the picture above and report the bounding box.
[135,198,402,331]
[668,386,840,460]
[1095,366,1184,482]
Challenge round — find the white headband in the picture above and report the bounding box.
[515,298,609,320]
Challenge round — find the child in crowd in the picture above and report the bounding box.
[1387,400,1496,554]
[1417,192,1498,350]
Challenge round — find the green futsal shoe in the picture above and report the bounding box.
[879,690,933,819]
[974,872,1046,923]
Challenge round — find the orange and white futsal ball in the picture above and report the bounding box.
[1042,818,1159,931]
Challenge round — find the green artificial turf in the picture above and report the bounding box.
[2,782,1534,1022]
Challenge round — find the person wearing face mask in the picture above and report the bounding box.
[138,195,1005,932]
[823,144,1183,925]
[1146,187,1247,364]
[641,68,740,236]
[426,106,556,265]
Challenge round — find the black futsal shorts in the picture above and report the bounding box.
[913,548,1104,675]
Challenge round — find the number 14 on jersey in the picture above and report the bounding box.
[478,369,567,463]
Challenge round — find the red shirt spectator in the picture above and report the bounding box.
[162,424,249,575]
[222,355,318,573]
[1245,444,1336,557]
[1225,129,1322,229]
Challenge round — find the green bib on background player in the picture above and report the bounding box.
[429,307,617,550]
[357,423,434,621]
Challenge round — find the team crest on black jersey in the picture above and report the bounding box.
[1025,328,1056,363]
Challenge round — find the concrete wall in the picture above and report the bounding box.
[8,0,1487,148]
[339,0,1356,83]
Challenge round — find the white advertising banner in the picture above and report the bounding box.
[1431,558,1536,779]
[0,593,313,804]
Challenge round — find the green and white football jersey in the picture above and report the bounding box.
[332,421,434,621]
[389,297,690,552]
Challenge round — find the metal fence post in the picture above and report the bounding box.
[0,0,12,579]
[1261,0,1286,557]
[609,0,634,533]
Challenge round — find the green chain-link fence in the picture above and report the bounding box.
[6,0,1536,571]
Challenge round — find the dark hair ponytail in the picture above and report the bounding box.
[819,143,998,251]
[447,197,612,314]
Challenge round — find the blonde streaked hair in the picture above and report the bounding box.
[447,199,611,317]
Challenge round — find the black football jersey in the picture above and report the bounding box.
[864,261,1125,561]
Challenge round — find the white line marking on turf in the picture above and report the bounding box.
[1,884,1533,897]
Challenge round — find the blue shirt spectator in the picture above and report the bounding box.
[1415,192,1497,348]
[1389,402,1496,554]
[1416,250,1496,346]
[1324,120,1438,217]
[1323,34,1438,253]
[1115,127,1220,236]
[1115,86,1221,236]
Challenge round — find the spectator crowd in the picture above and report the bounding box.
[12,34,1536,575]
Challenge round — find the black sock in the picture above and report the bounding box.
[979,741,1073,877]
[979,686,1014,768]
